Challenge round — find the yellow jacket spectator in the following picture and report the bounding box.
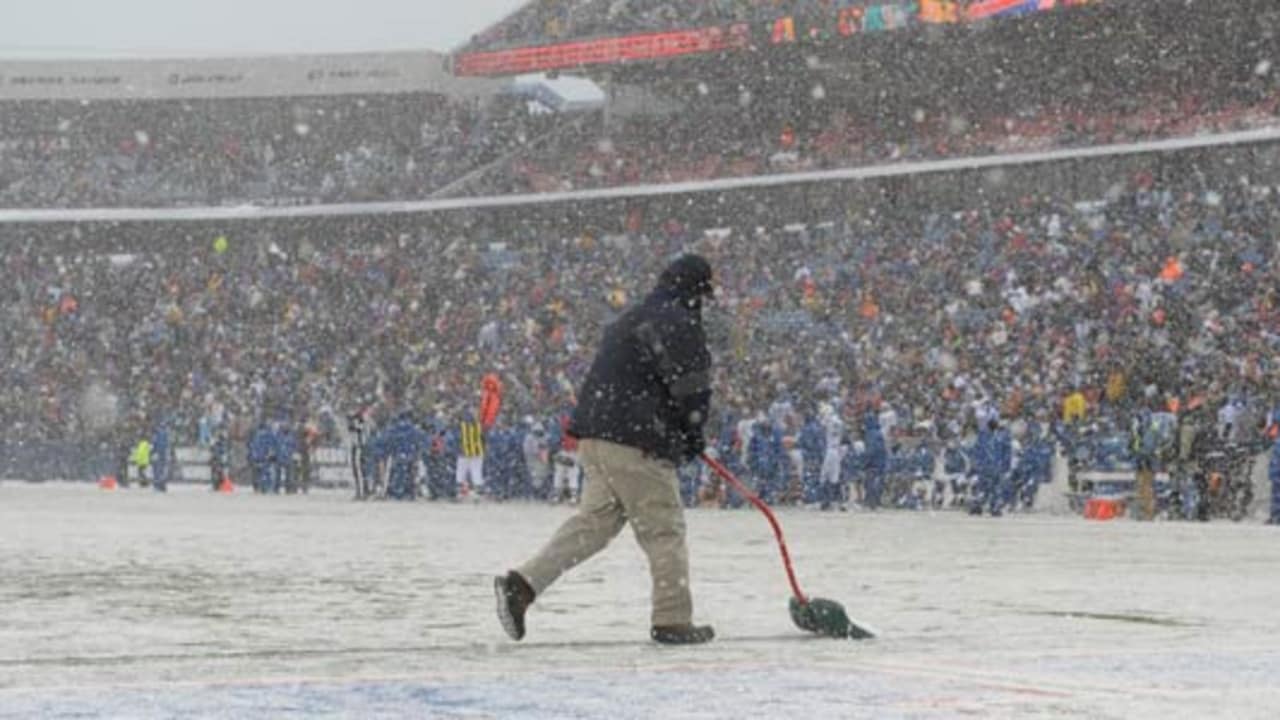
[1062,391,1087,424]
[130,439,153,487]
[130,439,152,469]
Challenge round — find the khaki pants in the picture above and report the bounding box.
[517,439,693,627]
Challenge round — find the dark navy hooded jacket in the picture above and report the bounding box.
[570,255,714,465]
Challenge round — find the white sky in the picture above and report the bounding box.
[0,0,530,58]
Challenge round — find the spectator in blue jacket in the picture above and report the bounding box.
[248,421,278,494]
[485,420,522,501]
[798,411,825,505]
[1016,420,1055,510]
[970,418,1012,516]
[862,410,888,509]
[747,419,781,505]
[275,421,298,494]
[371,411,429,500]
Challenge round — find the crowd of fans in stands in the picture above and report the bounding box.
[3,0,1272,208]
[4,166,1279,506]
[3,0,1278,513]
[0,93,550,208]
[8,76,1271,208]
[464,0,1279,196]
[490,87,1280,195]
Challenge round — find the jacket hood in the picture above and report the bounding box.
[656,254,714,301]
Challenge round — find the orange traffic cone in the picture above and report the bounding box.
[1084,497,1122,521]
[217,476,235,494]
[98,476,118,491]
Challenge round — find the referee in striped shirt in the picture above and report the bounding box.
[457,415,486,500]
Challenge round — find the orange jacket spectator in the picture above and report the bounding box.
[859,293,880,320]
[478,371,501,427]
[479,373,503,430]
[1158,256,1184,283]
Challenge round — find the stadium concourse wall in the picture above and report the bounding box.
[2,127,1279,485]
[0,50,496,102]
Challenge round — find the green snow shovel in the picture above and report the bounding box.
[702,453,875,640]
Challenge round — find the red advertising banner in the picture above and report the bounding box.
[452,1,1106,77]
[453,25,751,77]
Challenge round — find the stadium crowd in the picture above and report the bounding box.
[492,87,1280,195]
[13,76,1262,212]
[6,0,1273,210]
[464,0,1279,196]
[3,0,1279,519]
[4,164,1279,516]
[7,72,1274,208]
[0,92,551,208]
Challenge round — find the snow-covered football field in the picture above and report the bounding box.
[2,482,1277,719]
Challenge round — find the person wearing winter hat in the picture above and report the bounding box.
[496,255,717,645]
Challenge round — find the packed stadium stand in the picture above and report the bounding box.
[0,52,554,208]
[451,0,1280,195]
[2,0,1279,510]
[5,2,1277,208]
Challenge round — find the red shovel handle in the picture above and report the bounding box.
[701,453,808,605]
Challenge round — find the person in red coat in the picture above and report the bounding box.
[479,373,503,430]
